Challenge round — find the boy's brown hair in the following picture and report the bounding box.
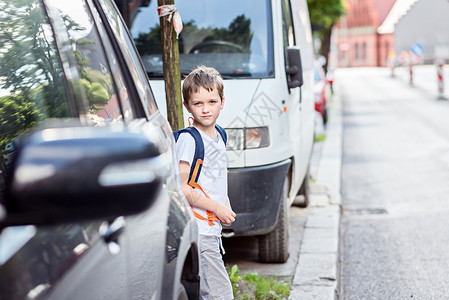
[182,66,224,103]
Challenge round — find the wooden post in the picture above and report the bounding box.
[158,0,184,131]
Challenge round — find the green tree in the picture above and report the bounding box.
[74,38,112,113]
[0,0,69,118]
[0,95,38,149]
[212,15,253,51]
[307,0,345,72]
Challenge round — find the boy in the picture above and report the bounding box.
[176,66,235,300]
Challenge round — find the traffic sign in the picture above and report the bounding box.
[411,43,423,57]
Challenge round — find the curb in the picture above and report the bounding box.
[290,87,343,299]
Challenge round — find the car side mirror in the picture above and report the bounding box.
[286,47,304,89]
[1,126,168,227]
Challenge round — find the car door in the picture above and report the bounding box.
[96,2,201,298]
[94,1,198,298]
[90,0,170,298]
[0,0,130,299]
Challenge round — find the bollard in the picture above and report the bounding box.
[436,60,446,100]
[409,64,413,86]
[387,55,396,77]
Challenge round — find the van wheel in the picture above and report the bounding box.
[293,168,310,207]
[258,177,289,263]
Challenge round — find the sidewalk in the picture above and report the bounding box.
[289,86,343,299]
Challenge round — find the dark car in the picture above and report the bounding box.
[0,0,199,299]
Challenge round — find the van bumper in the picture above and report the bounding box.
[224,159,291,236]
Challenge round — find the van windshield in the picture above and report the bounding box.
[129,0,274,79]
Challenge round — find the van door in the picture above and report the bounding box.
[283,0,315,201]
[282,0,304,198]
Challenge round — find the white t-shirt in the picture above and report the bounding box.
[176,128,228,236]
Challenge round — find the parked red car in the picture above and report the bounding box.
[314,62,332,125]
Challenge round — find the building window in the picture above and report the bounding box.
[355,43,359,60]
[362,42,367,62]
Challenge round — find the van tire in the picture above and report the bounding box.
[294,168,310,207]
[258,177,289,263]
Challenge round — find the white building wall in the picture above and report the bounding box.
[395,0,449,62]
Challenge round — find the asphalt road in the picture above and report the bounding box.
[339,66,449,299]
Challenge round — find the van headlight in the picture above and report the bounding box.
[226,128,244,150]
[225,127,270,150]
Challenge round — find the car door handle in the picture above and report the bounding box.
[100,216,126,254]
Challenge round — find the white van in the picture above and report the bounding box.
[120,0,315,263]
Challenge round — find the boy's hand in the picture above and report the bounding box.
[214,204,236,226]
[220,219,233,226]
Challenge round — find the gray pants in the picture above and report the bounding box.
[199,235,234,300]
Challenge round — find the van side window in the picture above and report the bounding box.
[281,0,296,47]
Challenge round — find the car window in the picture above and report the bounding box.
[282,0,296,47]
[0,2,124,297]
[45,0,130,125]
[0,0,73,201]
[98,0,159,117]
[86,0,141,121]
[282,0,296,73]
[126,0,274,79]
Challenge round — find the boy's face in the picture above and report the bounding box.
[184,87,224,129]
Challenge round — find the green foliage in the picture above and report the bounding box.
[74,39,113,112]
[134,23,162,55]
[228,265,290,300]
[211,15,253,51]
[229,264,240,295]
[307,0,345,34]
[80,79,110,113]
[314,133,326,142]
[0,0,69,148]
[0,95,38,149]
[307,0,345,71]
[79,68,112,113]
[134,15,253,56]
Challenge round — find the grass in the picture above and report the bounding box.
[228,265,290,300]
[314,133,326,142]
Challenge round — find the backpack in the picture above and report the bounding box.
[174,125,227,225]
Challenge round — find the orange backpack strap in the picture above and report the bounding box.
[188,158,220,225]
[191,208,220,226]
[173,125,226,226]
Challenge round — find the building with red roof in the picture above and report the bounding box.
[333,0,396,67]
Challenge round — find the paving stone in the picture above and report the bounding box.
[306,210,340,228]
[289,286,336,300]
[292,253,337,286]
[300,224,339,254]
